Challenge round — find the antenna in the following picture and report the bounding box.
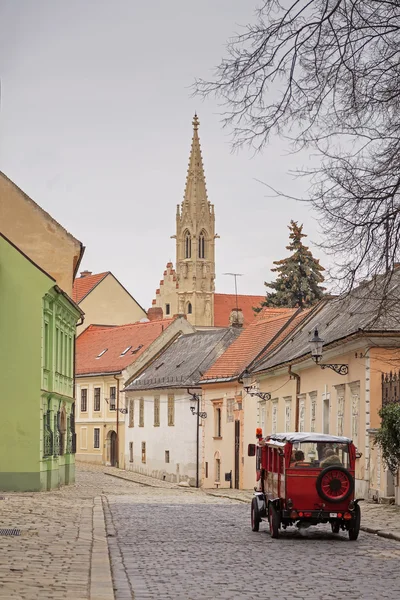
[223,272,243,316]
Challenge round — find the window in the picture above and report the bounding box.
[154,396,160,427]
[227,398,234,423]
[184,231,191,258]
[168,395,175,426]
[323,394,330,434]
[165,303,170,316]
[165,450,170,463]
[299,396,306,432]
[309,392,317,432]
[259,401,266,431]
[198,231,205,259]
[80,427,87,450]
[141,441,146,463]
[120,346,132,356]
[272,401,278,434]
[81,389,88,413]
[187,303,192,315]
[129,399,134,427]
[139,398,144,427]
[109,386,116,411]
[205,462,208,478]
[129,442,133,463]
[96,349,108,359]
[215,407,222,437]
[350,383,360,448]
[94,428,100,449]
[215,458,221,482]
[94,388,101,412]
[336,385,345,436]
[284,397,292,432]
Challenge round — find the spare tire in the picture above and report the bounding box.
[316,465,354,504]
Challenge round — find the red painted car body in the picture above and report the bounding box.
[248,432,361,540]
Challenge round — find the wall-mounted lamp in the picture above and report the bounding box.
[309,327,348,375]
[242,369,271,400]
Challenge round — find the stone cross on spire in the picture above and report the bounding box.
[182,113,208,212]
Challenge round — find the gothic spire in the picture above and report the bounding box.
[182,113,208,212]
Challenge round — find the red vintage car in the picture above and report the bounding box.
[248,431,361,540]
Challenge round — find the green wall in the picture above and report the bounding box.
[0,236,54,490]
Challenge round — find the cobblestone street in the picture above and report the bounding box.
[1,464,400,600]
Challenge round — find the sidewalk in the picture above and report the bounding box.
[203,487,400,541]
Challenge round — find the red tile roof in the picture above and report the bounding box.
[76,318,174,375]
[203,308,297,380]
[213,293,265,327]
[72,272,110,303]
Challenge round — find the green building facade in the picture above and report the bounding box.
[0,233,82,491]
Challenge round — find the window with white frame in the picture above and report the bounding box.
[298,395,306,432]
[272,400,278,434]
[259,401,266,433]
[80,388,88,413]
[284,397,292,432]
[94,428,100,449]
[226,398,234,423]
[109,386,116,411]
[336,385,345,437]
[94,388,101,412]
[350,382,360,448]
[309,392,317,432]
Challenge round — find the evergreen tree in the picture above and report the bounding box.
[256,221,325,311]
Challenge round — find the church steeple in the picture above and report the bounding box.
[182,114,208,213]
[175,114,216,326]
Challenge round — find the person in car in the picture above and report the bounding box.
[320,448,341,467]
[291,450,305,465]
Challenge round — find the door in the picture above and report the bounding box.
[110,431,117,467]
[234,420,240,489]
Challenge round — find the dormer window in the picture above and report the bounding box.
[184,231,191,259]
[120,346,132,356]
[199,231,206,259]
[96,349,108,359]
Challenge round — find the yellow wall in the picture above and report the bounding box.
[78,274,146,332]
[75,374,126,468]
[0,172,82,296]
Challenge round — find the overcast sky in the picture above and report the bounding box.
[0,0,324,309]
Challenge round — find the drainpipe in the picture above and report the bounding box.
[288,366,301,432]
[114,374,120,468]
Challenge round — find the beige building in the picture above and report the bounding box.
[75,315,194,467]
[73,270,147,333]
[0,171,84,296]
[152,115,263,327]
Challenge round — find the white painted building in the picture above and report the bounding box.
[123,329,240,486]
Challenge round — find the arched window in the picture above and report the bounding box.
[184,231,191,259]
[187,302,192,315]
[198,230,206,259]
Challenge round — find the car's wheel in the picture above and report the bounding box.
[251,498,260,532]
[348,504,361,541]
[269,503,280,539]
[316,466,354,504]
[331,522,340,534]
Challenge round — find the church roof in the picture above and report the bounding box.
[181,113,208,212]
[213,293,265,327]
[76,318,174,376]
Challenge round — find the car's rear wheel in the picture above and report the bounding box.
[251,498,260,532]
[348,504,361,541]
[269,504,279,539]
[331,522,340,534]
[316,466,354,504]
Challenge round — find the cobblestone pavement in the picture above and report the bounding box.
[106,495,400,600]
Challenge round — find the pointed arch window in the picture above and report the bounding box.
[198,231,206,259]
[187,302,192,315]
[184,231,191,259]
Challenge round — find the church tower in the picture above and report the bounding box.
[174,114,216,326]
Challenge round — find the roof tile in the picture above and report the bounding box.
[213,293,265,327]
[73,272,110,303]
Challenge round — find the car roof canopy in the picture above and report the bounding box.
[268,432,352,444]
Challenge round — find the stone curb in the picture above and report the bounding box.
[104,471,188,490]
[204,492,400,542]
[90,496,114,600]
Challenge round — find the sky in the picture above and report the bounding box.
[0,0,324,310]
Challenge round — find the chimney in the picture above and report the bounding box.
[229,308,244,328]
[80,270,92,278]
[147,307,164,322]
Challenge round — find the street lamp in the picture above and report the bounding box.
[241,368,271,401]
[309,326,349,375]
[187,390,207,489]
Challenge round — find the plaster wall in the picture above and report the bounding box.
[78,274,146,332]
[0,173,81,296]
[124,390,198,485]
